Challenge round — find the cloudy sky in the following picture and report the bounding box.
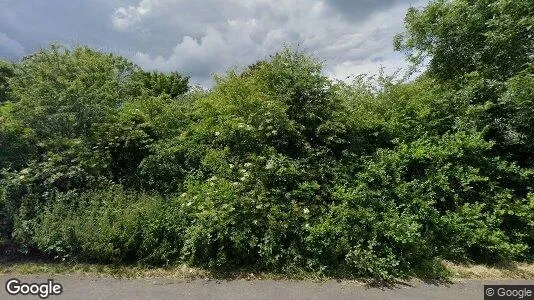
[0,0,427,86]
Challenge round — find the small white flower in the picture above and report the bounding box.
[244,162,252,168]
[214,131,220,136]
[303,208,310,214]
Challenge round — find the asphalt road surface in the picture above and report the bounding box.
[1,275,533,299]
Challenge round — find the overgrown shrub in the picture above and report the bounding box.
[33,187,188,265]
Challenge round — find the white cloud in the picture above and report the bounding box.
[329,56,408,80]
[134,27,231,85]
[112,0,159,31]
[125,0,422,86]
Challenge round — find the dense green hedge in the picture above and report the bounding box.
[1,0,533,279]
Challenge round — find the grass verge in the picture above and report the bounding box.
[1,258,533,281]
[2,241,533,281]
[443,260,534,280]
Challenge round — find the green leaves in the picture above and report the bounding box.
[396,0,534,81]
[0,60,14,103]
[10,45,141,140]
[133,70,189,99]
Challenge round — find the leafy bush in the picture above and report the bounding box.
[33,186,188,265]
[355,132,532,263]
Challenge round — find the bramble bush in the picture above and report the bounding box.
[1,0,533,280]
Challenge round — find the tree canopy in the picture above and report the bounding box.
[394,0,533,81]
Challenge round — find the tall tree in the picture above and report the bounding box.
[9,45,141,140]
[394,0,534,81]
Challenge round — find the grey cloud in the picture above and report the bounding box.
[324,0,417,21]
[0,32,24,58]
[0,0,157,57]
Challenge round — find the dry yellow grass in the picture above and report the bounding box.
[1,259,534,280]
[442,260,534,280]
[0,262,209,280]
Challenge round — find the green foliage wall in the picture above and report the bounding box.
[1,0,533,279]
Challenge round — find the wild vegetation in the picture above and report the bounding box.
[1,0,533,279]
